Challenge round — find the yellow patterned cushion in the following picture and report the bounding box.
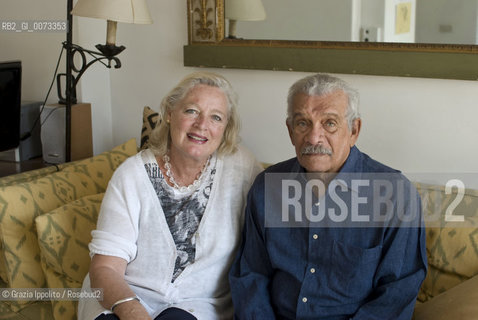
[0,166,60,188]
[0,166,64,283]
[0,139,137,311]
[415,182,478,302]
[140,106,159,150]
[414,274,478,319]
[36,193,104,320]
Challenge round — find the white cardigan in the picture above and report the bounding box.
[78,145,262,320]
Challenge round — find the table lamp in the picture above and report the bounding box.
[225,0,266,38]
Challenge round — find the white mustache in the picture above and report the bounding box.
[301,144,332,155]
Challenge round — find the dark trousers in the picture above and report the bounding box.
[96,307,198,320]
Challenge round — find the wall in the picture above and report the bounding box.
[228,0,417,43]
[416,0,478,44]
[361,0,385,41]
[0,0,113,155]
[361,0,416,43]
[2,0,478,183]
[234,0,357,41]
[112,0,478,178]
[0,0,66,103]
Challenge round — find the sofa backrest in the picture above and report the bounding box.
[414,182,478,302]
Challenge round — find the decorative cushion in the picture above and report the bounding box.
[413,274,478,319]
[140,106,159,150]
[414,182,478,302]
[36,193,104,320]
[0,165,69,284]
[0,139,137,311]
[0,165,62,283]
[0,166,60,188]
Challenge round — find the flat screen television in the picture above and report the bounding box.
[0,60,22,152]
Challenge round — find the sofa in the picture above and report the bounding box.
[0,109,477,319]
[412,183,478,319]
[0,138,138,320]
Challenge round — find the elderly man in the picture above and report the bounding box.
[230,74,427,319]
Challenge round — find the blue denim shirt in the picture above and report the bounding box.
[230,146,427,320]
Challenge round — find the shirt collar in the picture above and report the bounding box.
[337,145,360,173]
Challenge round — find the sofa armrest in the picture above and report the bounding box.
[413,274,478,319]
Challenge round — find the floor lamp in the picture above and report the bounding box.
[62,0,152,162]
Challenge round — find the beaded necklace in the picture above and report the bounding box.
[162,153,211,192]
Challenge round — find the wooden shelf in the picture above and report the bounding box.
[0,157,49,178]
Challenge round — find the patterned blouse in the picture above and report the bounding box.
[142,150,216,282]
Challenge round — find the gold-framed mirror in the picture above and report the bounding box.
[184,0,478,80]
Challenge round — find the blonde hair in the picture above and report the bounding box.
[149,72,240,156]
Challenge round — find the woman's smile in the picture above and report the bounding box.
[187,133,208,143]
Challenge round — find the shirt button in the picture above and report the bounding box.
[310,268,316,273]
[313,234,318,240]
[302,297,308,303]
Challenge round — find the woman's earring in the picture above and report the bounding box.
[166,119,170,124]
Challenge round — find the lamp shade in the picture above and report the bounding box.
[71,0,153,24]
[225,0,266,21]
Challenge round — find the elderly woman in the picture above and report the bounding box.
[78,72,263,320]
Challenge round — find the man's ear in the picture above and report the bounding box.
[350,118,362,146]
[286,120,295,146]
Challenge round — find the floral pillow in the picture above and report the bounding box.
[140,106,159,150]
[35,193,104,320]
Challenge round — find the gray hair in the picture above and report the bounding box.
[149,71,240,156]
[286,73,360,129]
